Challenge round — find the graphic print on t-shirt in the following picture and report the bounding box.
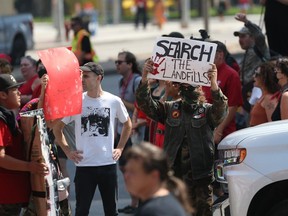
[81,107,110,137]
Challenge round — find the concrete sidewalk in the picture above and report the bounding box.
[30,14,262,72]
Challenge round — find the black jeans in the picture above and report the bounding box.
[74,164,118,216]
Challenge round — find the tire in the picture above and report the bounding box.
[266,200,288,216]
[10,35,26,65]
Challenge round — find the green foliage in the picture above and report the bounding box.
[34,5,263,23]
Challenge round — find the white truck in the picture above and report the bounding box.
[0,13,34,64]
[213,120,288,216]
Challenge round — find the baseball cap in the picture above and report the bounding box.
[162,31,184,39]
[0,74,24,91]
[80,62,104,76]
[233,27,251,36]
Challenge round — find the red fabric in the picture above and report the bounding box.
[0,53,12,63]
[203,63,243,137]
[0,120,30,204]
[31,84,41,100]
[18,74,38,95]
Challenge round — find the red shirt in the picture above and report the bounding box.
[0,120,30,204]
[18,74,38,95]
[203,63,243,137]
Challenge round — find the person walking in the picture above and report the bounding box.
[134,0,148,30]
[136,60,228,216]
[70,16,99,65]
[0,74,48,216]
[53,62,132,216]
[124,142,194,216]
[153,0,166,30]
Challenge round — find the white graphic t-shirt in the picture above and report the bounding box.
[62,91,129,166]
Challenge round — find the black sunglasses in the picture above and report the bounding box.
[115,60,127,65]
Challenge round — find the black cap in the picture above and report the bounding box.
[162,31,184,38]
[0,74,23,91]
[80,62,104,76]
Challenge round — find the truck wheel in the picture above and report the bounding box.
[11,35,26,65]
[266,200,288,216]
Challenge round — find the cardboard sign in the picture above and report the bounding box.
[37,47,82,120]
[149,37,217,86]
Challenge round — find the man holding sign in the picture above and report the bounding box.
[136,58,228,215]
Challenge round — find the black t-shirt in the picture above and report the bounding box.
[135,193,188,216]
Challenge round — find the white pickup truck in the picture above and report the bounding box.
[213,120,288,216]
[0,13,34,64]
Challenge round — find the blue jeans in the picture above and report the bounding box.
[74,164,118,216]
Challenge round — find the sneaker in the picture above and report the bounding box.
[118,205,132,213]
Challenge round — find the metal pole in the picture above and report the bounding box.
[57,0,65,42]
[202,0,209,33]
[181,0,190,28]
[112,0,121,24]
[53,0,65,42]
[101,0,107,25]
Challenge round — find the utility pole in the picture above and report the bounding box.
[53,0,65,42]
[202,0,209,33]
[112,0,121,24]
[101,0,108,25]
[181,0,190,28]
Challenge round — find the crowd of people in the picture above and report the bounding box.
[1,3,288,216]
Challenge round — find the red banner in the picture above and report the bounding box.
[38,47,82,120]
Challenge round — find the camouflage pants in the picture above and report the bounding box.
[0,204,22,216]
[173,143,213,216]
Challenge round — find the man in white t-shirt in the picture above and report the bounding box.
[53,62,132,216]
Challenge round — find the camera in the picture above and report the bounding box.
[190,29,210,41]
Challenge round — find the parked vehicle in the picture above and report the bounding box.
[0,13,34,65]
[213,120,288,216]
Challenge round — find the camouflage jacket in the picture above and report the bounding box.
[136,82,228,180]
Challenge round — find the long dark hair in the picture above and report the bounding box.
[258,62,280,93]
[125,142,194,214]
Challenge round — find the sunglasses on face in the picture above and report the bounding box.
[115,60,127,65]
